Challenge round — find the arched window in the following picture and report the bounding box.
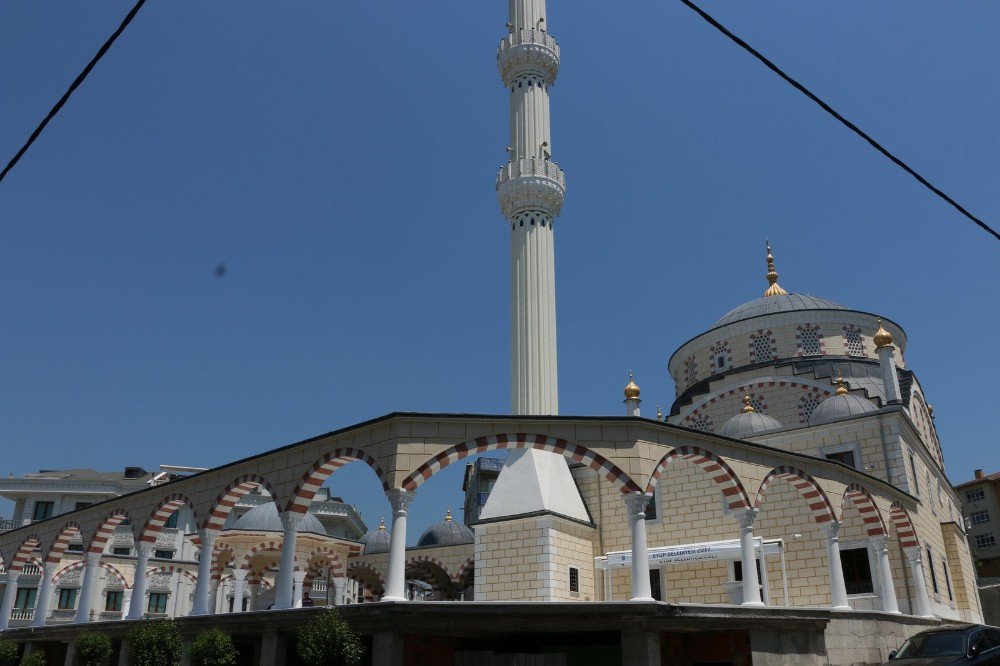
[796,325,823,356]
[685,413,714,433]
[749,330,776,363]
[710,341,731,373]
[843,325,864,357]
[799,392,824,423]
[683,355,698,387]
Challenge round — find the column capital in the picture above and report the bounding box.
[279,511,306,532]
[820,521,842,540]
[292,570,307,583]
[869,535,890,552]
[198,528,221,548]
[42,561,59,575]
[84,552,102,567]
[622,493,652,516]
[386,489,417,514]
[232,568,249,581]
[135,542,155,559]
[732,509,759,529]
[904,545,923,563]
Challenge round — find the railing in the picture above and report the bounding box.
[21,563,41,576]
[9,608,35,622]
[0,518,14,532]
[496,158,566,190]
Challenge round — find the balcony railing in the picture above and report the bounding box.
[0,518,14,532]
[9,608,35,622]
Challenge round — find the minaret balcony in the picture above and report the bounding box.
[496,158,566,218]
[497,29,560,87]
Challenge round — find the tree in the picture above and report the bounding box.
[189,628,237,666]
[20,652,45,666]
[296,608,364,665]
[126,620,183,666]
[0,640,18,666]
[75,632,113,666]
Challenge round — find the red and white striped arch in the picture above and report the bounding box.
[87,509,131,555]
[401,433,642,494]
[45,522,82,564]
[285,449,389,515]
[211,542,235,581]
[644,446,751,511]
[453,557,475,586]
[9,536,41,573]
[889,501,919,549]
[239,540,297,571]
[843,484,887,537]
[346,562,385,596]
[303,545,345,574]
[146,565,198,586]
[52,560,129,588]
[405,555,452,599]
[202,474,278,532]
[755,466,837,525]
[139,494,198,544]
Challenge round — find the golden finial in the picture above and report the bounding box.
[445,508,453,522]
[378,516,386,531]
[835,371,848,396]
[873,317,893,348]
[624,370,641,400]
[742,392,755,413]
[656,404,663,422]
[763,239,789,297]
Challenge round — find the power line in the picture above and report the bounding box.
[0,0,148,185]
[677,0,1000,243]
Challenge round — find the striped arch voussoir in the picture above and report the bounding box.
[401,433,641,494]
[286,449,389,515]
[843,484,886,537]
[10,536,41,573]
[454,557,475,585]
[88,510,131,554]
[46,522,83,563]
[889,502,919,549]
[140,494,197,543]
[203,474,278,531]
[305,546,344,573]
[53,560,129,588]
[240,541,295,570]
[147,565,197,586]
[755,466,836,525]
[347,562,385,586]
[645,446,750,511]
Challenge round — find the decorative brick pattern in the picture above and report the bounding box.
[683,412,714,433]
[45,522,82,564]
[346,562,385,598]
[754,466,836,524]
[795,324,825,356]
[843,325,864,357]
[454,557,475,586]
[146,564,198,585]
[644,446,751,511]
[709,340,732,373]
[87,510,131,554]
[684,355,698,387]
[843,484,886,537]
[798,391,825,423]
[304,545,345,574]
[52,560,129,588]
[889,502,919,549]
[140,494,198,544]
[204,475,278,531]
[9,536,41,573]
[239,541,297,571]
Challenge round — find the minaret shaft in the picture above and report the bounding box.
[511,223,558,414]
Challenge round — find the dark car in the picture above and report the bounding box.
[884,625,1000,664]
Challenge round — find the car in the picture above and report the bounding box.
[884,625,1000,664]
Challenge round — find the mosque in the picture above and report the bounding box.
[0,0,983,663]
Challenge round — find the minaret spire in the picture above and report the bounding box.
[763,239,789,297]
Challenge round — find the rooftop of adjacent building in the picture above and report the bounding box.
[956,469,1000,490]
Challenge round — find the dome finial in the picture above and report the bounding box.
[835,371,848,396]
[378,516,386,531]
[624,370,641,400]
[742,392,755,413]
[445,508,453,522]
[656,404,663,421]
[873,317,893,348]
[763,239,789,297]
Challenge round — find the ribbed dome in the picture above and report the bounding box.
[718,411,783,439]
[714,294,846,327]
[417,512,474,547]
[360,521,392,555]
[232,503,326,535]
[809,393,876,426]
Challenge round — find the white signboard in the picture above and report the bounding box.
[596,538,782,570]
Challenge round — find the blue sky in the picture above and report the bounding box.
[1,2,997,543]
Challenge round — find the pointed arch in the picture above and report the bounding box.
[303,545,345,574]
[146,565,197,586]
[285,449,390,515]
[45,521,82,564]
[346,562,384,600]
[405,555,453,600]
[401,433,641,494]
[203,474,279,531]
[9,535,41,573]
[889,501,919,549]
[644,446,751,511]
[754,466,837,525]
[239,540,297,571]
[139,494,198,544]
[87,509,131,554]
[211,542,235,580]
[842,484,886,537]
[52,561,129,589]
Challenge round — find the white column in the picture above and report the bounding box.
[74,552,102,624]
[190,528,219,616]
[904,546,934,618]
[208,579,219,614]
[383,490,416,602]
[333,577,346,606]
[876,345,901,404]
[734,510,764,607]
[231,569,247,613]
[292,571,306,609]
[121,588,133,618]
[248,583,260,612]
[0,572,19,630]
[624,493,654,602]
[31,562,58,627]
[126,543,153,620]
[625,398,641,417]
[273,512,304,610]
[821,522,852,610]
[871,536,900,614]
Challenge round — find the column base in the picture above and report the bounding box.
[629,596,656,602]
[831,605,853,611]
[380,596,406,602]
[741,601,766,608]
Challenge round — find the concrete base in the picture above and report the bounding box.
[259,632,287,666]
[372,631,404,666]
[621,628,660,666]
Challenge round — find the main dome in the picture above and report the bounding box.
[714,293,846,327]
[231,502,327,535]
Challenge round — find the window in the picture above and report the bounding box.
[57,588,78,610]
[927,547,939,595]
[649,569,662,602]
[975,534,996,548]
[715,354,727,371]
[683,356,697,387]
[66,543,84,553]
[14,588,37,610]
[751,332,775,363]
[164,511,179,529]
[942,557,953,601]
[569,567,579,593]
[798,325,822,356]
[154,550,173,560]
[971,510,991,526]
[644,494,657,521]
[105,591,123,612]
[840,547,874,595]
[967,488,986,503]
[843,326,864,357]
[911,455,920,497]
[112,547,131,556]
[733,559,762,584]
[825,450,857,468]
[147,592,168,614]
[31,502,54,521]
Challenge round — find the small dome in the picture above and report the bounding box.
[809,391,876,426]
[624,371,641,400]
[232,503,327,535]
[718,411,783,439]
[360,516,391,555]
[417,509,474,547]
[873,318,893,348]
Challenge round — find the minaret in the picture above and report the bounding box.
[873,318,902,404]
[624,371,642,417]
[480,0,587,523]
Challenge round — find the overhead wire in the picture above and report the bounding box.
[0,0,148,185]
[677,0,1000,243]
